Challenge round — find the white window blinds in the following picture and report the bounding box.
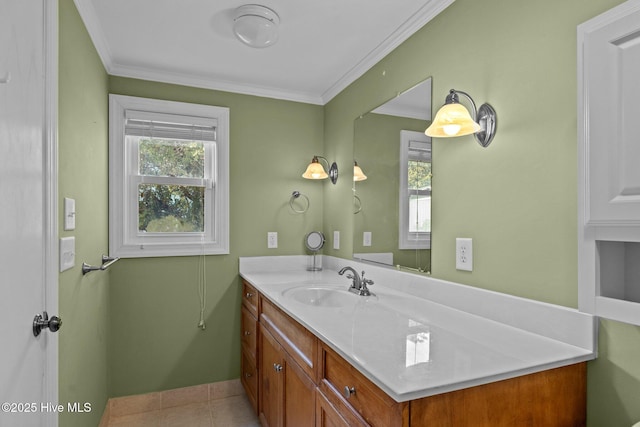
[125,110,217,142]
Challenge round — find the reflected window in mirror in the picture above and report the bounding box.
[399,130,431,249]
[352,77,432,273]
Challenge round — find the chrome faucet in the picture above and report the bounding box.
[338,266,374,296]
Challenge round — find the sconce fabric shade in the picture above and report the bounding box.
[353,161,367,181]
[302,156,328,180]
[233,5,280,48]
[425,103,481,137]
[426,89,497,147]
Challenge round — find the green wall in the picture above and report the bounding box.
[324,0,640,425]
[107,78,324,396]
[58,1,110,426]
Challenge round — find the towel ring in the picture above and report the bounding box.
[354,194,362,214]
[289,191,310,214]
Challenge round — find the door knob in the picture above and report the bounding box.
[33,311,62,337]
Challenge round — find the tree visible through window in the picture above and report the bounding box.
[399,130,431,249]
[408,159,431,233]
[137,139,205,233]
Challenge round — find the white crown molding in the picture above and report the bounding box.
[75,0,455,105]
[73,0,116,75]
[320,0,455,104]
[108,62,325,105]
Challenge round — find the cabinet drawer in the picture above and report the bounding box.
[320,344,407,427]
[260,296,318,380]
[241,306,257,357]
[241,349,258,414]
[316,389,368,427]
[242,280,259,317]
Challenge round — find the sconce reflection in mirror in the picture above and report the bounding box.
[353,161,367,181]
[425,89,497,148]
[302,155,338,184]
[353,160,366,214]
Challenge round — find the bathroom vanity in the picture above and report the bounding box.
[239,256,595,427]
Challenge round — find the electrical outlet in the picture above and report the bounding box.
[267,232,278,249]
[456,238,473,271]
[363,231,372,247]
[333,231,340,250]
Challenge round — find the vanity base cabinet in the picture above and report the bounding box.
[409,362,587,427]
[240,281,587,427]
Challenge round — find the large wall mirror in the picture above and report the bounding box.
[352,78,432,273]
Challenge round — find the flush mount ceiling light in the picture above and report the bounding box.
[425,89,497,147]
[232,4,280,48]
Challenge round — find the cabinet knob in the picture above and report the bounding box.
[343,386,356,398]
[273,363,283,372]
[245,373,252,378]
[244,331,251,335]
[245,292,254,298]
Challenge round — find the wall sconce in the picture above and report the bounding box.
[302,156,338,184]
[425,89,497,148]
[353,161,367,181]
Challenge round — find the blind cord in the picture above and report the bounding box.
[198,237,207,330]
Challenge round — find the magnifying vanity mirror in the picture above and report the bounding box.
[352,78,432,273]
[305,231,325,271]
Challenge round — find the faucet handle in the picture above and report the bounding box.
[361,271,373,284]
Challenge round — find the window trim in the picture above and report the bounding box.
[109,94,229,258]
[399,130,431,250]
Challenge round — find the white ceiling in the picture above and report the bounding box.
[74,0,453,105]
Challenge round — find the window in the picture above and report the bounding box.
[109,95,229,257]
[399,130,431,249]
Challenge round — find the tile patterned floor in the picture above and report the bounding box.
[107,394,260,427]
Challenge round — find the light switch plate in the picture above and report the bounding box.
[363,231,372,247]
[333,231,340,250]
[60,237,75,272]
[64,197,76,230]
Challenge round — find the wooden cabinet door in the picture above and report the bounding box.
[260,322,316,427]
[283,350,316,427]
[260,324,284,427]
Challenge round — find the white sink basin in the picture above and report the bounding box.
[282,286,354,308]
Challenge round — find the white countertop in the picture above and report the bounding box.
[239,256,595,402]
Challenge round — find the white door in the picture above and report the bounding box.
[0,1,58,426]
